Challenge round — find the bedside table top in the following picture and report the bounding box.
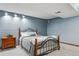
[2,36,16,39]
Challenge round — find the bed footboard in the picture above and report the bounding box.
[34,35,60,56]
[21,35,60,56]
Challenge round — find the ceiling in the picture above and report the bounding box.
[0,3,79,19]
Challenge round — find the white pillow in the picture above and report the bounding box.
[21,32,36,37]
[21,32,29,37]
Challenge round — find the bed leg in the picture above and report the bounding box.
[58,35,60,50]
[34,39,37,56]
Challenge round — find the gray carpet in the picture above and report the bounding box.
[0,44,79,56]
[0,46,28,56]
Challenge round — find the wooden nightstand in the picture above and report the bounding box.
[2,36,16,49]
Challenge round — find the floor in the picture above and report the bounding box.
[46,44,79,56]
[0,46,28,56]
[0,44,79,56]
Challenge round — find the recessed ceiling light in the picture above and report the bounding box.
[22,16,25,18]
[5,12,8,16]
[14,14,17,17]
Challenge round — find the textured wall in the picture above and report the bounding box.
[0,11,47,47]
[47,16,79,45]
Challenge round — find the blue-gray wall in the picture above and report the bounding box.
[47,16,79,45]
[2,10,79,46]
[0,11,47,47]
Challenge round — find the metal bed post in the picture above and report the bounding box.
[18,28,21,45]
[34,38,38,56]
[58,35,60,50]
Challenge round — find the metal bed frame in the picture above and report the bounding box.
[18,28,60,56]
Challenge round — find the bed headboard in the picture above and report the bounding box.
[18,28,38,39]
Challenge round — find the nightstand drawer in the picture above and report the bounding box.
[3,40,15,43]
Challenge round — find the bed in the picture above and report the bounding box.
[18,28,60,56]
